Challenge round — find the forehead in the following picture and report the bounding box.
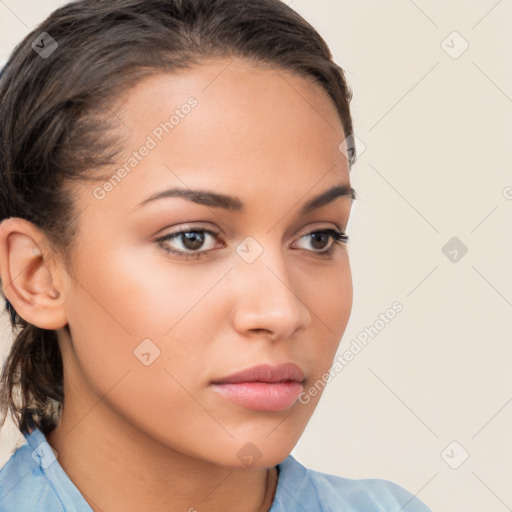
[114,57,345,157]
[78,58,349,219]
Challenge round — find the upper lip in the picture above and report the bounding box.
[211,363,305,384]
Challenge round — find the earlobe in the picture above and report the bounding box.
[0,217,67,330]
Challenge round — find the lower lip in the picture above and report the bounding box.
[211,381,303,411]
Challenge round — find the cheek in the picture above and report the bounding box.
[71,239,229,337]
[318,262,353,326]
[310,255,352,313]
[302,260,353,374]
[63,243,226,394]
[62,255,226,446]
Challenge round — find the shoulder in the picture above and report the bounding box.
[0,427,91,512]
[272,455,432,512]
[0,437,59,511]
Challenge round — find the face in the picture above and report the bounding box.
[55,57,354,469]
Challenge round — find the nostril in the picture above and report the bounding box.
[250,328,277,341]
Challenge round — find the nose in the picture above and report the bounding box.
[229,241,312,341]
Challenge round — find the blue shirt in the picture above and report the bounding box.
[0,426,432,511]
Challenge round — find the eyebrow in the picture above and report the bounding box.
[133,183,356,214]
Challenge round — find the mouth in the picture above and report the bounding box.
[210,363,305,412]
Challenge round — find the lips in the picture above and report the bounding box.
[211,363,305,385]
[210,363,305,412]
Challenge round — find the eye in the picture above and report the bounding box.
[156,227,223,260]
[155,226,349,260]
[293,229,349,257]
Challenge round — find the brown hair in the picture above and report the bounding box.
[0,0,355,437]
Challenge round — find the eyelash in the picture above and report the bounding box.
[155,227,349,260]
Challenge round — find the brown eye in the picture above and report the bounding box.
[156,228,222,259]
[294,229,349,257]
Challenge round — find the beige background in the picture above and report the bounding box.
[1,1,511,511]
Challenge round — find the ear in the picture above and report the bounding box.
[0,217,68,330]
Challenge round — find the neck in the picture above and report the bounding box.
[46,404,278,512]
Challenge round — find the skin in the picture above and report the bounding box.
[0,57,354,512]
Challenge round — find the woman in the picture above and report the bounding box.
[0,1,432,510]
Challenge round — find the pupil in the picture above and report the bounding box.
[183,231,204,250]
[311,232,328,250]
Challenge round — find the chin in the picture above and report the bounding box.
[208,431,303,470]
